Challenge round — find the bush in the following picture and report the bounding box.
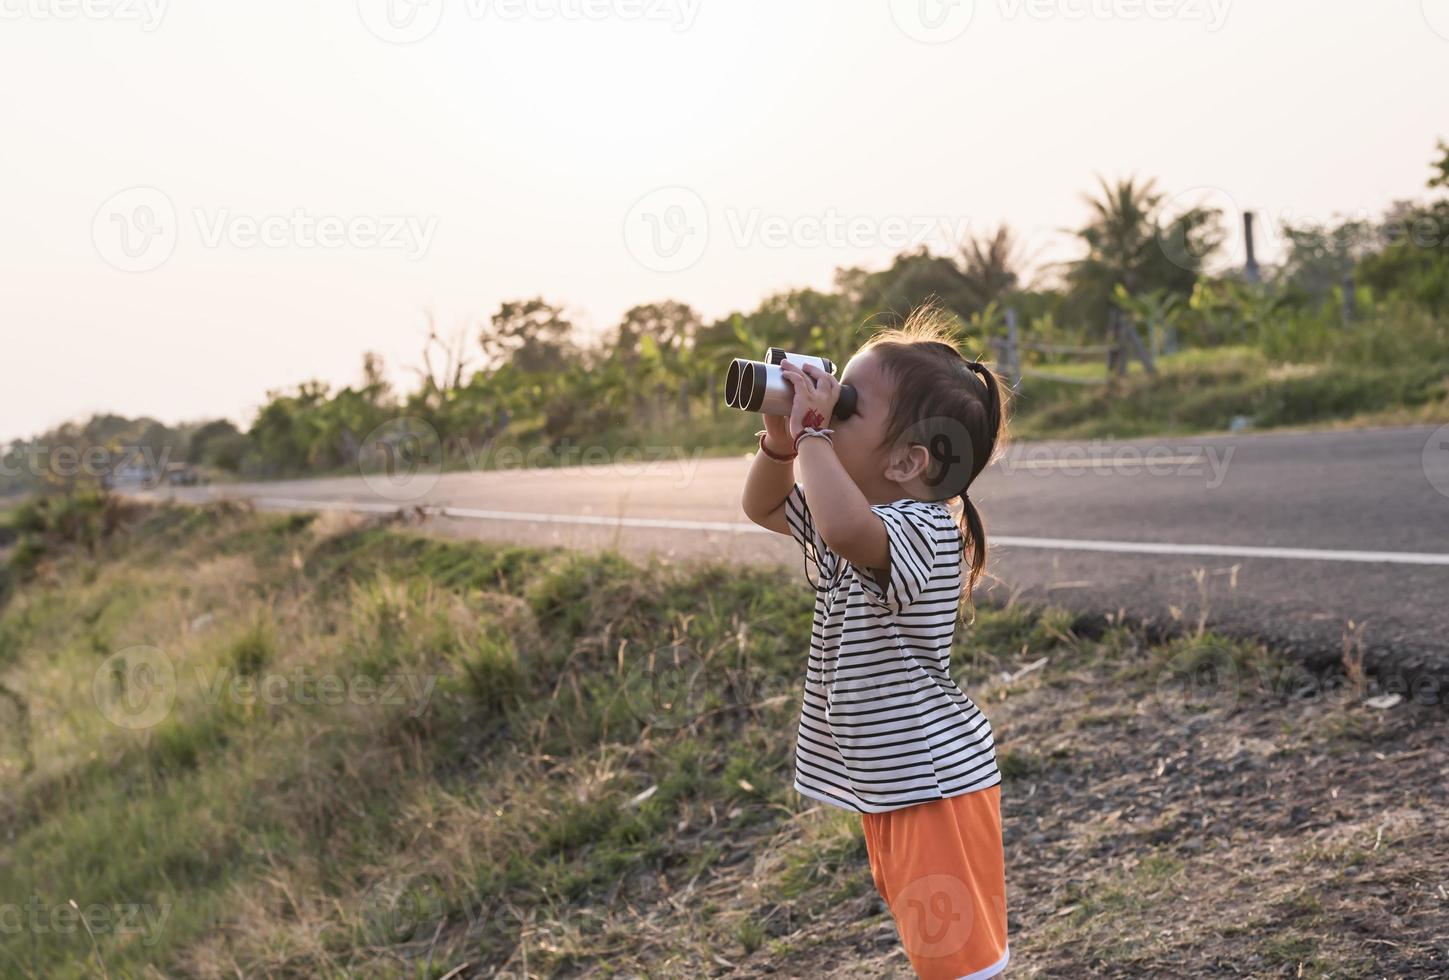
[3,490,135,583]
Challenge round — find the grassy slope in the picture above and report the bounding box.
[0,505,1445,978]
[998,346,1449,441]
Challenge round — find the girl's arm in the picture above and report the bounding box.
[740,412,795,535]
[781,360,890,571]
[794,436,889,571]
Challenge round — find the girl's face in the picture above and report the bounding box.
[832,348,905,503]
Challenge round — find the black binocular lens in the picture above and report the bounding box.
[725,357,747,409]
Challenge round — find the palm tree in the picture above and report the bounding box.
[1069,175,1162,296]
[959,224,1024,311]
[1064,175,1220,333]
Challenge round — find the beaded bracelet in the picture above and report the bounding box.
[754,429,797,462]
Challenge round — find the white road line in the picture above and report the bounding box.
[1000,454,1203,470]
[245,496,1449,567]
[991,536,1449,566]
[438,504,753,534]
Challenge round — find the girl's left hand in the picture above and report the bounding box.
[779,360,841,443]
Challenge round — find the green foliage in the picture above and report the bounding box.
[1064,174,1222,331]
[13,140,1449,486]
[1012,346,1448,440]
[226,616,275,677]
[1,492,1429,977]
[211,137,1445,472]
[454,624,525,716]
[1358,204,1449,315]
[4,490,130,581]
[0,414,206,496]
[187,418,249,470]
[0,503,798,975]
[484,298,580,375]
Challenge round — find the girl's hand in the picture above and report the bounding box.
[779,360,841,443]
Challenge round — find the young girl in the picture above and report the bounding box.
[740,307,1010,980]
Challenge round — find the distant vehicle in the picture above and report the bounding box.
[103,462,154,490]
[165,463,202,486]
[101,461,206,489]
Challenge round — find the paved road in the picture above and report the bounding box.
[148,423,1449,697]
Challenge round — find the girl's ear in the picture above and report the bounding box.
[885,442,931,484]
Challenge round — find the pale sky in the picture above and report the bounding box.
[2,0,1445,442]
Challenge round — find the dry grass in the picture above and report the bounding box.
[0,501,1444,978]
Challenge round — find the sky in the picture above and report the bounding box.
[2,0,1445,442]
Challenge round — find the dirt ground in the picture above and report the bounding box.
[715,631,1449,979]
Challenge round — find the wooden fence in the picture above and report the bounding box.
[990,308,1156,389]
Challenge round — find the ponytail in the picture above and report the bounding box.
[959,491,988,605]
[956,358,1006,614]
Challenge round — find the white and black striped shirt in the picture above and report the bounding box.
[783,482,1001,814]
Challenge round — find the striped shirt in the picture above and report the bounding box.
[783,482,1001,814]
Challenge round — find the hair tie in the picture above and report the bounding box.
[964,358,1001,430]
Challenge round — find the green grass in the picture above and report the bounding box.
[1,497,1439,977]
[1008,345,1449,440]
[0,501,890,977]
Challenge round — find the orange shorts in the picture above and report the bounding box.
[861,784,1009,979]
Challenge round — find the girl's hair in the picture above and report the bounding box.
[857,303,1011,612]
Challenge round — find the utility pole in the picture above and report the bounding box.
[1243,211,1261,284]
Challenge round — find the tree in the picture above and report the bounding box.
[1275,217,1377,306]
[1357,139,1449,314]
[610,301,700,361]
[1112,285,1184,358]
[835,249,973,324]
[410,311,474,409]
[601,302,704,425]
[959,225,1024,312]
[247,381,332,474]
[360,351,390,405]
[482,299,579,375]
[187,419,246,470]
[1428,137,1449,192]
[1063,175,1221,333]
[703,289,858,369]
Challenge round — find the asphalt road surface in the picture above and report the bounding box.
[146,423,1449,698]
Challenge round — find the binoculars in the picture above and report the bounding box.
[723,347,859,421]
